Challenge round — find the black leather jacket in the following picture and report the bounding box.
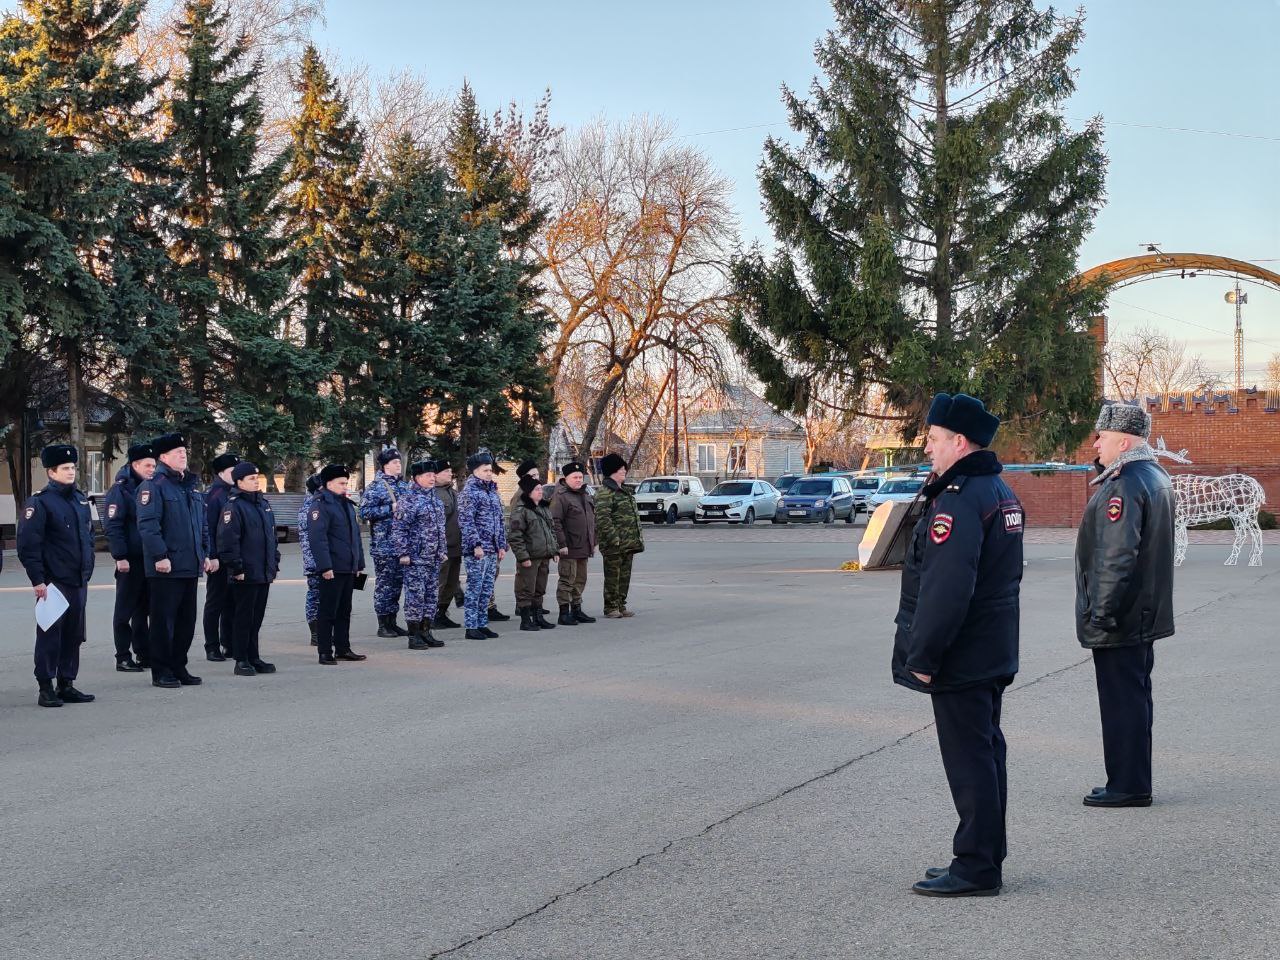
[1074,458,1176,648]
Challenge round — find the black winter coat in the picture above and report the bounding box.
[136,463,208,578]
[205,477,235,556]
[17,480,95,588]
[436,483,462,558]
[1075,458,1175,648]
[307,489,366,575]
[892,451,1023,694]
[218,491,281,584]
[104,465,145,561]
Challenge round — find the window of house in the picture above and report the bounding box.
[85,451,107,494]
[696,444,716,473]
[727,442,746,473]
[782,446,793,473]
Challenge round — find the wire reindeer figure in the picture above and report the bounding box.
[1152,438,1265,567]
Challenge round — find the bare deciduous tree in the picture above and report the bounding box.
[1266,352,1280,392]
[1105,324,1197,400]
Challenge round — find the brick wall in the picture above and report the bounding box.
[1004,471,1092,528]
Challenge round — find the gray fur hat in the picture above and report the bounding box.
[1095,401,1151,439]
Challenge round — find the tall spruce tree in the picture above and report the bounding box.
[280,44,382,468]
[729,0,1108,454]
[166,0,314,470]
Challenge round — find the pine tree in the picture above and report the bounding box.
[166,0,314,470]
[729,0,1108,454]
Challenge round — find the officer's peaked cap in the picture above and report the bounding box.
[926,393,1000,448]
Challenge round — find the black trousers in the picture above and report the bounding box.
[437,556,461,617]
[112,564,150,662]
[34,583,87,683]
[316,574,354,657]
[149,577,199,677]
[231,581,270,664]
[931,681,1009,889]
[203,566,235,653]
[1093,643,1155,795]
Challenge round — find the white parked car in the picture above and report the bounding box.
[633,475,706,524]
[694,479,780,525]
[866,476,925,511]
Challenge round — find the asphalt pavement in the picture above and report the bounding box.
[0,529,1275,959]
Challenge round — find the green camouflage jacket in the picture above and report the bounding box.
[595,478,644,557]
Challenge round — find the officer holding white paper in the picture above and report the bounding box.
[16,444,97,708]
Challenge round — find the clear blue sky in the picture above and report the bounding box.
[317,0,1280,382]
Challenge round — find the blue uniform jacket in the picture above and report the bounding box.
[358,472,409,559]
[104,465,145,561]
[219,492,280,584]
[299,493,317,575]
[459,475,508,554]
[136,463,209,578]
[389,484,448,566]
[17,480,95,587]
[205,477,235,556]
[892,450,1023,694]
[309,489,366,575]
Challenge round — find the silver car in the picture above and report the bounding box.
[693,480,780,525]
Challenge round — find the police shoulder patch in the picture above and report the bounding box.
[140,490,151,505]
[222,511,232,524]
[24,506,35,520]
[107,503,118,519]
[1002,504,1024,533]
[930,512,954,544]
[1107,496,1123,522]
[311,509,320,521]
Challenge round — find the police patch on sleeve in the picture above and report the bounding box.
[1107,496,1123,522]
[222,511,232,524]
[24,506,35,520]
[311,510,320,521]
[107,503,118,519]
[1002,505,1024,533]
[140,490,151,506]
[930,513,954,544]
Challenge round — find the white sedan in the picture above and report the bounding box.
[866,476,925,511]
[693,479,780,525]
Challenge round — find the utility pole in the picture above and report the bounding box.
[1225,282,1247,391]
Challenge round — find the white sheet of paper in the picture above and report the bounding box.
[35,584,69,631]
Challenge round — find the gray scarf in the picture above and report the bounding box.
[1091,440,1159,486]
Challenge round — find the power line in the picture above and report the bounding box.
[1109,296,1280,352]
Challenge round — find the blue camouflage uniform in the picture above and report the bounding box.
[359,471,409,617]
[299,491,320,623]
[459,474,508,629]
[390,484,449,623]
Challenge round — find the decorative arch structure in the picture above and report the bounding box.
[1078,253,1280,297]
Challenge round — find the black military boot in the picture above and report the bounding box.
[572,604,596,624]
[539,605,551,615]
[487,606,510,622]
[423,625,444,648]
[56,681,95,703]
[376,614,400,639]
[234,660,257,677]
[308,621,318,646]
[519,607,539,632]
[205,646,227,662]
[534,608,556,630]
[250,659,276,674]
[407,621,430,650]
[37,680,63,708]
[434,611,460,629]
[464,628,488,640]
[116,657,143,673]
[558,603,578,626]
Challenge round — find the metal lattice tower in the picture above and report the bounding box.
[1226,281,1247,390]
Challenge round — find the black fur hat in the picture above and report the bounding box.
[925,393,1000,448]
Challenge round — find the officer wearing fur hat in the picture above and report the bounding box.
[1076,402,1175,809]
[507,473,559,631]
[16,444,97,707]
[218,462,280,676]
[458,449,508,639]
[433,462,464,630]
[137,433,214,689]
[203,451,241,661]
[104,442,156,672]
[300,473,324,644]
[594,452,644,618]
[390,459,449,650]
[310,464,368,665]
[550,461,597,625]
[359,448,411,639]
[891,393,1023,898]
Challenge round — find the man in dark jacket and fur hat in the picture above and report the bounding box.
[891,393,1023,898]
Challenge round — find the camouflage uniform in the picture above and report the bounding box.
[595,477,645,614]
[299,492,320,623]
[390,484,448,623]
[459,474,508,630]
[359,471,409,617]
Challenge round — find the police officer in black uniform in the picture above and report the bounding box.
[203,451,241,661]
[104,442,156,672]
[891,393,1023,897]
[308,464,368,665]
[137,433,213,689]
[16,444,97,707]
[218,461,280,677]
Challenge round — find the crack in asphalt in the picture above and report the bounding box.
[426,568,1274,958]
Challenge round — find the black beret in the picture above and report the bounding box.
[925,393,1000,448]
[376,448,402,467]
[209,452,241,474]
[409,459,437,478]
[599,452,627,477]
[466,448,495,472]
[516,460,538,478]
[319,463,349,483]
[305,473,323,494]
[518,474,542,495]
[126,443,155,463]
[152,433,186,456]
[41,444,77,469]
[561,461,586,477]
[231,461,258,482]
